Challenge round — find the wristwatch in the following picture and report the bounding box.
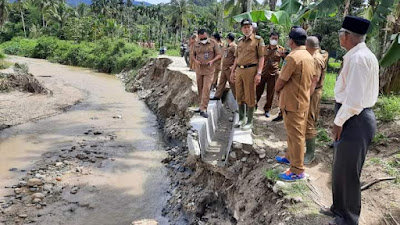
[257,72,262,75]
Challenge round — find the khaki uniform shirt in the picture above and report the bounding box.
[313,51,326,89]
[235,33,265,66]
[222,43,237,70]
[214,42,224,65]
[320,49,329,70]
[262,44,285,76]
[278,46,315,112]
[193,39,222,75]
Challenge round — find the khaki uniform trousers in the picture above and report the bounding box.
[212,63,221,86]
[235,67,257,107]
[283,110,307,174]
[215,67,236,98]
[256,74,277,112]
[306,88,322,139]
[196,72,214,111]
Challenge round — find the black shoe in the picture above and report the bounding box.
[200,111,209,118]
[329,142,334,149]
[320,206,335,218]
[210,97,220,100]
[193,108,201,113]
[272,114,283,122]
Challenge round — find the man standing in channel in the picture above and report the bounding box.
[210,33,237,100]
[256,31,285,118]
[230,19,265,130]
[192,29,222,118]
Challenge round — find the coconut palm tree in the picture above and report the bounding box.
[169,0,193,44]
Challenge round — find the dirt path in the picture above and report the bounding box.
[0,56,170,225]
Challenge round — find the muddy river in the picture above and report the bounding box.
[0,57,169,224]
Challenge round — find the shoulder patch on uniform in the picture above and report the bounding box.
[255,35,261,39]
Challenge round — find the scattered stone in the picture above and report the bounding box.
[18,214,28,218]
[36,204,42,209]
[75,167,83,173]
[27,178,43,187]
[131,219,158,225]
[112,115,122,119]
[70,187,79,194]
[56,177,62,182]
[31,193,45,200]
[32,198,42,204]
[259,153,266,159]
[228,117,234,122]
[241,157,247,162]
[93,131,102,135]
[55,162,64,167]
[76,153,88,160]
[242,149,251,155]
[14,188,22,194]
[229,151,237,159]
[267,159,273,163]
[8,168,18,172]
[35,174,46,179]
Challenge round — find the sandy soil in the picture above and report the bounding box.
[0,62,84,129]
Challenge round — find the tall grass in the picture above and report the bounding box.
[0,37,156,74]
[322,72,336,101]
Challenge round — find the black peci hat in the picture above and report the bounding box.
[289,27,307,41]
[241,18,253,27]
[342,16,370,35]
[226,33,235,41]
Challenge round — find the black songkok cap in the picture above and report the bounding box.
[289,27,307,41]
[342,16,370,35]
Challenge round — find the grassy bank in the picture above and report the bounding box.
[0,37,156,74]
[322,72,336,100]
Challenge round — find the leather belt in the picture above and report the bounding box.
[237,64,257,69]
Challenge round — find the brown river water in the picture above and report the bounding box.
[0,56,170,224]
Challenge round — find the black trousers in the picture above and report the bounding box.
[331,103,376,225]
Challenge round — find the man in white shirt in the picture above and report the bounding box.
[322,16,378,225]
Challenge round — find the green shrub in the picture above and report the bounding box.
[0,37,153,74]
[32,36,59,59]
[1,37,37,57]
[374,95,400,122]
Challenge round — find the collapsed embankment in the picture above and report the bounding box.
[123,56,333,225]
[124,58,198,144]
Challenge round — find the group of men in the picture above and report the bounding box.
[189,15,379,225]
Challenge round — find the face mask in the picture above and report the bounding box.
[200,38,208,44]
[270,39,278,46]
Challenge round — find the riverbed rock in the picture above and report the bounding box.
[32,198,42,204]
[70,187,79,194]
[14,188,22,194]
[18,214,28,219]
[31,193,45,200]
[27,178,43,187]
[131,219,159,225]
